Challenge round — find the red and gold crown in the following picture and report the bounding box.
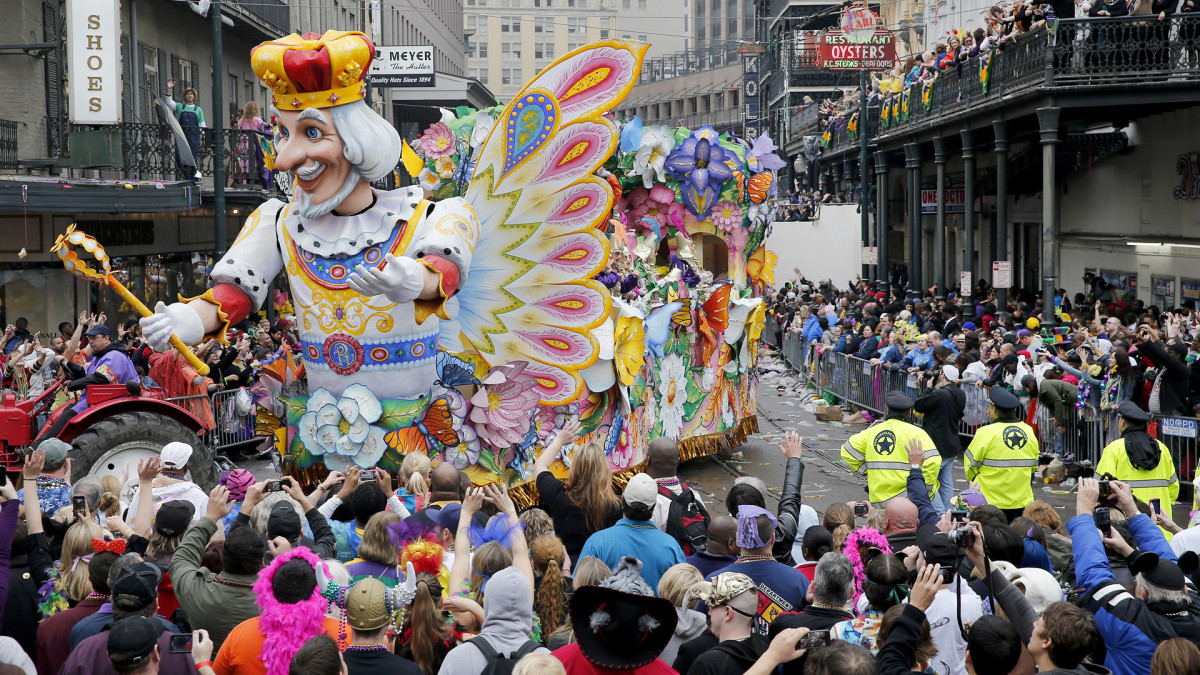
[251,30,374,111]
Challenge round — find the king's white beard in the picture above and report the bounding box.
[292,166,363,220]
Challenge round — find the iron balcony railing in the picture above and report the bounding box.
[0,120,16,170]
[641,106,740,131]
[789,102,820,137]
[226,0,290,33]
[638,46,741,84]
[813,14,1200,155]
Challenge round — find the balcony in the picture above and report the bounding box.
[643,107,741,132]
[816,15,1200,157]
[789,103,820,138]
[224,0,290,37]
[638,47,740,85]
[0,120,16,171]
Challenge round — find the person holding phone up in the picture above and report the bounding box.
[1096,401,1179,536]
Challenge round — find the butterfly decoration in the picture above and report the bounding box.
[734,170,746,202]
[604,413,625,455]
[698,285,731,366]
[747,173,773,204]
[436,351,480,389]
[644,301,681,358]
[746,246,778,288]
[383,390,467,455]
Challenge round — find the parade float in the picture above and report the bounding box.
[51,32,781,504]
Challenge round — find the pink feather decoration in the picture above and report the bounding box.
[842,528,893,607]
[252,547,331,675]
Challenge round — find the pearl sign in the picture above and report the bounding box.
[66,0,121,124]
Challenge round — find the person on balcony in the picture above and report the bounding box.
[235,102,270,188]
[165,78,206,166]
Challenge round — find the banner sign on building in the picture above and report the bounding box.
[1100,270,1137,292]
[1152,276,1175,298]
[367,46,435,87]
[920,188,966,214]
[66,0,121,124]
[861,246,877,264]
[739,45,763,140]
[1182,278,1200,301]
[818,30,896,71]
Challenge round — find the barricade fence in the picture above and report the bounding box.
[765,325,1198,495]
[166,387,260,453]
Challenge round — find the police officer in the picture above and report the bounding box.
[965,386,1040,521]
[841,391,942,507]
[1096,401,1178,518]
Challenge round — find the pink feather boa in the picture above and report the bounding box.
[252,546,331,675]
[842,528,892,607]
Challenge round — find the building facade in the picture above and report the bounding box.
[614,0,689,58]
[464,0,616,100]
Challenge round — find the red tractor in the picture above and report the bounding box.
[0,379,217,488]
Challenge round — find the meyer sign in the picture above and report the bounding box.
[66,0,121,124]
[920,188,966,213]
[818,30,896,70]
[367,46,435,87]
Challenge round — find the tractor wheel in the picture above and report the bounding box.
[70,411,217,490]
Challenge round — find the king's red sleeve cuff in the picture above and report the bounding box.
[178,283,253,344]
[413,255,462,324]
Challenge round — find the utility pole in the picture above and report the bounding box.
[212,0,226,256]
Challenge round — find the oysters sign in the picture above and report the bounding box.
[367,45,436,87]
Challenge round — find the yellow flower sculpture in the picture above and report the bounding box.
[614,314,646,387]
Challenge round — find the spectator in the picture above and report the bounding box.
[125,443,209,522]
[771,552,855,638]
[912,526,985,675]
[578,474,684,589]
[793,526,834,582]
[436,567,547,675]
[831,553,909,653]
[645,438,710,555]
[345,511,402,585]
[170,487,264,652]
[881,498,920,552]
[104,617,168,675]
[530,535,571,639]
[1135,324,1192,416]
[1153,638,1200,675]
[36,546,119,675]
[686,515,737,577]
[914,365,967,513]
[656,564,706,667]
[533,423,621,561]
[339,578,421,674]
[286,635,344,675]
[685,572,768,675]
[17,439,73,517]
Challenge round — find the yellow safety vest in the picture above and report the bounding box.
[842,418,942,506]
[965,420,1040,510]
[1096,437,1179,510]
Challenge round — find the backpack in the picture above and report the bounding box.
[468,637,541,675]
[658,484,710,555]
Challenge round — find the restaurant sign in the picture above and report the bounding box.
[818,30,896,71]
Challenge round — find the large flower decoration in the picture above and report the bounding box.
[445,425,482,469]
[664,126,736,220]
[418,167,442,191]
[434,155,456,180]
[633,125,677,188]
[745,134,787,175]
[468,362,541,449]
[298,385,387,468]
[628,186,684,237]
[658,353,688,440]
[711,200,744,233]
[419,122,457,159]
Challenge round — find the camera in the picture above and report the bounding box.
[72,495,88,516]
[854,502,868,517]
[1098,480,1111,498]
[359,470,376,482]
[168,634,193,654]
[264,480,284,493]
[947,526,975,549]
[797,630,830,649]
[950,509,969,524]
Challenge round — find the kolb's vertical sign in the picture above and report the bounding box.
[66,0,121,124]
[367,46,436,87]
[739,45,763,140]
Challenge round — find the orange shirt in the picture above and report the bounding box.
[213,616,344,675]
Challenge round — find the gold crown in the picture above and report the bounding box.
[251,30,374,111]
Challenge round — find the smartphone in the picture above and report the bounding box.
[854,502,868,517]
[72,495,87,516]
[1095,507,1112,538]
[359,470,376,482]
[1150,498,1162,516]
[263,480,284,493]
[797,629,831,649]
[950,509,969,524]
[168,633,193,654]
[940,567,956,585]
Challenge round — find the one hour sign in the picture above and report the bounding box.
[818,29,896,71]
[368,46,436,87]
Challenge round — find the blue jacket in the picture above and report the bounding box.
[854,336,880,360]
[899,346,934,370]
[1068,512,1200,675]
[802,316,824,343]
[877,344,905,366]
[579,518,685,589]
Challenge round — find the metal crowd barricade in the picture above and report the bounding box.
[1152,415,1200,488]
[208,388,260,452]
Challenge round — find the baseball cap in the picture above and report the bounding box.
[107,616,161,671]
[942,365,960,381]
[916,525,958,568]
[687,572,756,607]
[623,473,658,508]
[35,438,71,465]
[160,442,193,470]
[267,501,303,542]
[346,578,391,631]
[154,500,195,537]
[111,562,163,611]
[85,325,111,337]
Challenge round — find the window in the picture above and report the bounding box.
[535,16,543,32]
[502,41,511,57]
[468,0,475,4]
[535,42,554,58]
[479,41,488,57]
[623,0,630,6]
[466,15,477,30]
[479,67,489,82]
[468,39,477,57]
[568,0,576,5]
[638,34,646,41]
[600,29,609,38]
[567,17,577,33]
[512,42,521,58]
[503,68,512,84]
[638,0,646,7]
[513,68,522,83]
[535,42,544,58]
[502,17,510,31]
[512,17,520,31]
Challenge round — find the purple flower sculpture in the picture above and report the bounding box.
[664,126,735,220]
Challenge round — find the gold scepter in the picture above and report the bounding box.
[52,224,210,376]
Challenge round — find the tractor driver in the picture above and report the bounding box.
[35,325,137,443]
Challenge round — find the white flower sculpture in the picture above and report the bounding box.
[634,125,676,188]
[298,384,388,468]
[658,353,688,441]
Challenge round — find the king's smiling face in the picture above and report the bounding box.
[274,107,360,218]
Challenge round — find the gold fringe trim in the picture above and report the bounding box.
[508,415,759,510]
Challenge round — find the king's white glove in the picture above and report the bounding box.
[140,301,205,351]
[347,254,425,304]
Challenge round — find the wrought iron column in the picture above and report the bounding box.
[993,120,1008,311]
[933,134,947,302]
[859,69,870,282]
[961,127,976,294]
[875,149,889,295]
[905,142,922,299]
[1038,106,1061,330]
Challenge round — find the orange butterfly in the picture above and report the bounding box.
[383,393,462,454]
[733,171,746,202]
[699,285,731,365]
[747,172,773,204]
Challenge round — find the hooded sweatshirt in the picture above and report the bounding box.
[436,566,549,675]
[124,478,209,521]
[659,606,707,666]
[685,634,770,675]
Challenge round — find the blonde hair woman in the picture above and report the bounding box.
[531,420,621,561]
[657,563,707,665]
[399,452,431,512]
[345,511,401,585]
